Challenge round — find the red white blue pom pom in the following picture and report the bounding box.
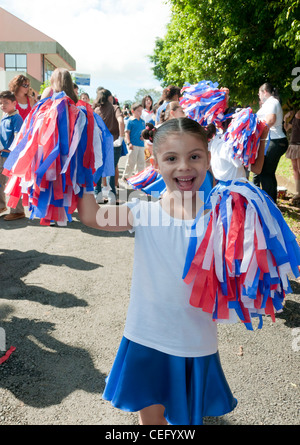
[183,180,300,330]
[127,166,158,190]
[3,93,114,225]
[223,107,268,168]
[180,80,228,128]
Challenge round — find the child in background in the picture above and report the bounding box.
[120,103,146,186]
[155,85,181,125]
[159,101,185,123]
[80,92,90,103]
[77,117,237,425]
[284,109,300,204]
[0,91,24,220]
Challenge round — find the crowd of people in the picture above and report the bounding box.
[1,73,299,220]
[0,70,299,426]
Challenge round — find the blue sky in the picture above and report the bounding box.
[1,0,171,102]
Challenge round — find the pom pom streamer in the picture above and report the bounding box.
[180,80,228,128]
[127,166,158,190]
[183,179,300,330]
[223,107,268,168]
[3,93,114,225]
[0,346,16,365]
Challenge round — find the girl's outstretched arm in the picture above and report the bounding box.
[77,193,133,232]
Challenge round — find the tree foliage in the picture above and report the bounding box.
[134,88,162,104]
[150,0,300,107]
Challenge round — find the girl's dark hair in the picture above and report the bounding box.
[141,95,153,110]
[142,122,156,143]
[160,101,182,123]
[162,85,181,101]
[205,123,217,140]
[93,88,112,107]
[259,82,280,101]
[143,117,209,158]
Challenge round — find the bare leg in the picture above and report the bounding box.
[139,404,168,425]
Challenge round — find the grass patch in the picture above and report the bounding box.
[248,155,299,243]
[276,155,293,179]
[277,198,300,244]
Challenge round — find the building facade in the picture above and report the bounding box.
[0,7,76,96]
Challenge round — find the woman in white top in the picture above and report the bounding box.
[252,83,288,203]
[141,95,155,124]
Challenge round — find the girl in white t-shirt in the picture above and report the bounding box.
[77,117,237,425]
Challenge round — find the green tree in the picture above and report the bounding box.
[150,0,300,107]
[39,79,50,95]
[134,88,162,104]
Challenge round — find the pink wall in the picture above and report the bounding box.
[0,53,43,82]
[0,8,55,42]
[27,54,43,82]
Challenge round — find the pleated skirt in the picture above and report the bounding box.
[103,337,237,425]
[286,144,300,160]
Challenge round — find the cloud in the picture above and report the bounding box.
[1,0,171,100]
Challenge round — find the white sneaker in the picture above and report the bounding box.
[107,193,116,205]
[102,185,111,198]
[96,192,105,204]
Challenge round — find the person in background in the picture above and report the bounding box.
[159,101,185,123]
[29,88,37,105]
[120,103,146,186]
[8,74,35,121]
[284,108,300,205]
[0,90,25,220]
[41,68,78,104]
[155,85,181,125]
[110,95,125,201]
[73,83,79,98]
[253,82,288,203]
[141,95,155,124]
[209,107,267,183]
[93,88,119,203]
[80,92,90,103]
[143,101,184,166]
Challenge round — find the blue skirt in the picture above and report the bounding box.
[103,337,237,425]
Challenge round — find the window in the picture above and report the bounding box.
[44,58,55,82]
[5,54,27,71]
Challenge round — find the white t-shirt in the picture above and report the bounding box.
[141,109,155,124]
[209,133,246,182]
[123,199,218,357]
[257,96,285,139]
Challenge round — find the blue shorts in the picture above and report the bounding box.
[103,337,237,425]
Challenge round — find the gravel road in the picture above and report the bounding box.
[0,180,299,426]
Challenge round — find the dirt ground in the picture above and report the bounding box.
[0,167,299,426]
